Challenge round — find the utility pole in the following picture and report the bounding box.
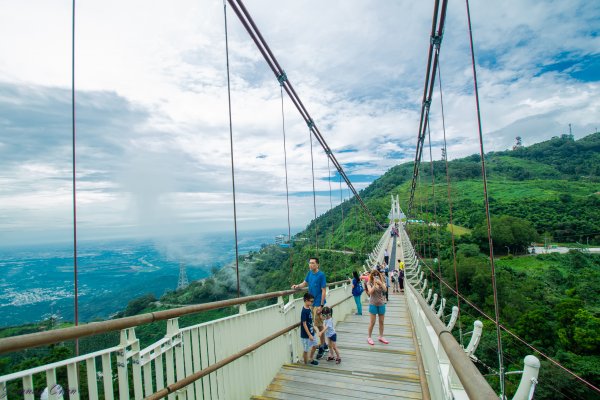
[177,262,189,290]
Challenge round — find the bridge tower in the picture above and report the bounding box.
[177,262,189,290]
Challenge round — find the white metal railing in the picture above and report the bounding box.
[0,284,355,400]
[397,204,540,400]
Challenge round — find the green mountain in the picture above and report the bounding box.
[2,131,599,399]
[308,131,600,247]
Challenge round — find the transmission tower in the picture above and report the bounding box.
[177,262,189,290]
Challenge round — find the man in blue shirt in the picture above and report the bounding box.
[292,257,327,358]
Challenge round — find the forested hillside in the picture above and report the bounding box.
[2,132,599,399]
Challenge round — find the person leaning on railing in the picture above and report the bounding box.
[291,257,328,359]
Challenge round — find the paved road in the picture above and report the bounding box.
[530,246,600,254]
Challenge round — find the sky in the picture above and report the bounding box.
[0,0,598,246]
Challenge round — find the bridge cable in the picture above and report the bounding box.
[278,82,294,286]
[407,0,448,215]
[339,175,346,248]
[71,0,79,356]
[223,0,241,298]
[436,55,464,346]
[465,0,505,394]
[225,0,383,230]
[416,172,424,257]
[309,127,319,253]
[327,156,333,249]
[415,257,600,395]
[426,115,444,300]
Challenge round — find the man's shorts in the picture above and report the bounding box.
[311,306,324,328]
[369,304,386,315]
[327,333,337,342]
[301,337,319,352]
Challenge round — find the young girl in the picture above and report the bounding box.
[366,269,389,345]
[321,306,341,364]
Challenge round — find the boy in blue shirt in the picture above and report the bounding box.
[300,293,319,365]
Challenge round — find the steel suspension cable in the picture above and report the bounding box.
[225,0,382,230]
[327,157,333,249]
[278,84,294,286]
[418,173,425,257]
[71,0,79,356]
[223,0,240,297]
[426,116,443,297]
[465,0,504,394]
[407,0,449,215]
[423,171,432,260]
[339,175,346,248]
[436,56,463,346]
[309,128,319,253]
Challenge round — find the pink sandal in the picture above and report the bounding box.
[378,337,389,344]
[367,337,374,345]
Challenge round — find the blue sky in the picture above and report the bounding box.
[0,0,598,245]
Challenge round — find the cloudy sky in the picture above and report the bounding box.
[0,0,598,246]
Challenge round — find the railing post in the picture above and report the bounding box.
[447,306,459,331]
[117,330,130,400]
[436,298,446,319]
[465,320,483,358]
[425,288,433,303]
[512,355,540,400]
[429,293,438,310]
[128,328,143,400]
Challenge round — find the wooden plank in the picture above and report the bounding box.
[256,293,425,399]
[277,366,422,393]
[268,376,421,399]
[272,371,422,397]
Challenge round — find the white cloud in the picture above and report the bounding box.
[0,0,598,245]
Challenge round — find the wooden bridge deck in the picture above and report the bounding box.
[252,292,425,399]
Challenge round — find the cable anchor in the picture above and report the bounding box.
[307,119,315,129]
[423,99,432,111]
[430,34,443,50]
[277,71,287,85]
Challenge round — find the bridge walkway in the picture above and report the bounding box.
[252,292,424,399]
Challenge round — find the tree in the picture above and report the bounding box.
[473,215,539,254]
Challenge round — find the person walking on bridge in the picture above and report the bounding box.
[292,257,327,358]
[366,269,389,345]
[384,249,389,265]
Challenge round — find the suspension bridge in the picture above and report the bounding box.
[1,0,598,399]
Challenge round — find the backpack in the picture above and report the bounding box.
[353,278,364,296]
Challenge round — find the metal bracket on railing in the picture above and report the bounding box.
[436,298,446,319]
[465,320,483,358]
[425,289,433,303]
[238,303,248,314]
[165,318,180,337]
[446,306,459,331]
[512,355,541,400]
[283,294,297,313]
[420,279,428,296]
[429,293,438,310]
